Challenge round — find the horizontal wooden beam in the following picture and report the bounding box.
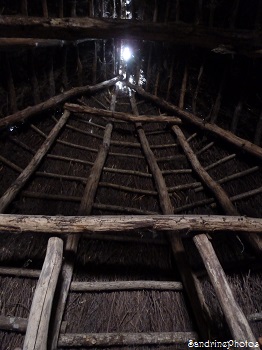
[58,332,198,347]
[1,214,262,234]
[65,103,182,123]
[0,77,119,129]
[0,38,69,48]
[0,16,261,53]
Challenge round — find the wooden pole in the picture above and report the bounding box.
[130,93,211,339]
[127,82,262,161]
[0,111,70,213]
[65,103,181,123]
[6,53,18,113]
[59,0,63,18]
[50,93,115,350]
[179,63,188,109]
[23,237,63,350]
[29,50,40,105]
[48,51,56,97]
[0,16,261,54]
[0,77,119,129]
[21,0,28,16]
[194,234,256,341]
[41,0,48,18]
[254,110,262,145]
[58,332,198,347]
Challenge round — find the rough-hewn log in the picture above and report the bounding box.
[65,103,181,123]
[172,125,237,215]
[130,94,210,339]
[0,214,262,234]
[194,234,256,341]
[6,54,17,113]
[23,237,63,350]
[254,110,262,145]
[127,83,262,161]
[0,77,119,129]
[0,111,70,213]
[58,332,198,347]
[70,280,183,292]
[50,96,115,350]
[0,16,261,54]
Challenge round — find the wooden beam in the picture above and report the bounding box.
[173,126,237,215]
[127,82,262,161]
[0,214,262,234]
[130,93,211,339]
[70,280,183,292]
[58,332,198,347]
[50,94,115,350]
[0,16,261,53]
[0,77,119,129]
[0,38,80,48]
[65,103,182,123]
[194,234,256,341]
[23,237,63,350]
[0,111,70,213]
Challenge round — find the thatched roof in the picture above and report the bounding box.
[0,1,262,349]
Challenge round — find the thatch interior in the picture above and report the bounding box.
[0,1,262,349]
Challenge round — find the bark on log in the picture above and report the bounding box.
[0,214,262,234]
[130,94,211,339]
[127,83,262,161]
[0,16,261,54]
[0,38,70,48]
[0,77,119,129]
[172,125,238,215]
[58,332,198,347]
[194,234,256,342]
[70,280,183,292]
[50,98,114,350]
[65,103,181,123]
[0,111,70,213]
[23,237,63,350]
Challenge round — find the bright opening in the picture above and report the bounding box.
[122,47,132,61]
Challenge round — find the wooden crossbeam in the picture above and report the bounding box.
[0,16,261,54]
[127,82,262,161]
[0,214,261,234]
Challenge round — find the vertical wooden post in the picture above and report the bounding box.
[49,91,116,350]
[71,0,77,17]
[179,64,188,109]
[23,237,63,350]
[195,0,203,24]
[153,0,158,22]
[59,0,64,18]
[76,45,83,86]
[92,41,97,84]
[30,50,40,105]
[230,100,242,133]
[5,54,18,113]
[0,111,70,213]
[166,55,175,101]
[145,44,152,92]
[42,0,48,18]
[230,0,239,29]
[21,0,28,15]
[89,0,94,17]
[254,110,262,145]
[192,63,204,115]
[62,47,68,89]
[210,69,226,124]
[48,51,56,97]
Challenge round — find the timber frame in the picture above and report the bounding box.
[0,1,262,349]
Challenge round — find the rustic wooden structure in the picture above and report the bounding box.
[0,1,262,349]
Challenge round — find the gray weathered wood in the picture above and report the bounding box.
[50,96,114,350]
[65,103,181,123]
[70,280,183,292]
[23,237,63,350]
[127,82,262,161]
[130,93,210,339]
[58,332,198,347]
[194,234,256,341]
[0,77,119,129]
[0,111,70,213]
[1,214,262,234]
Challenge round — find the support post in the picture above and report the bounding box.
[23,237,63,350]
